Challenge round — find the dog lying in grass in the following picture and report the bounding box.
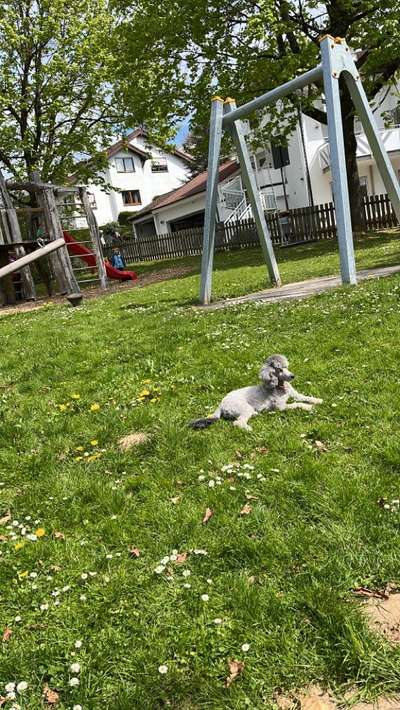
[189,354,323,432]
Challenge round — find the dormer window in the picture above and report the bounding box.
[151,158,168,172]
[115,157,135,172]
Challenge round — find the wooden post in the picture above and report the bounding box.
[79,187,108,290]
[40,186,81,296]
[0,169,36,300]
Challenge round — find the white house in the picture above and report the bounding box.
[76,128,193,226]
[302,92,400,204]
[130,85,400,237]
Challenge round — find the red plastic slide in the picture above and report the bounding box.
[63,230,137,281]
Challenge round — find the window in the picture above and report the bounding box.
[122,189,141,205]
[256,150,273,170]
[389,106,400,126]
[151,158,168,172]
[115,156,135,172]
[88,192,97,209]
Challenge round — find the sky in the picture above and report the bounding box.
[174,117,190,146]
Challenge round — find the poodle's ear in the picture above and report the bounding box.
[259,363,279,387]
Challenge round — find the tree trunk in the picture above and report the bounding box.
[340,80,365,231]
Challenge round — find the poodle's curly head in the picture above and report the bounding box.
[259,354,294,388]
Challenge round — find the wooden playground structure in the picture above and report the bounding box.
[0,169,111,308]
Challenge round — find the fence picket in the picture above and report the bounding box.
[103,194,398,265]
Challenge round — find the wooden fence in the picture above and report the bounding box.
[104,193,397,264]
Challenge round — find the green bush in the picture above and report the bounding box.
[118,211,134,226]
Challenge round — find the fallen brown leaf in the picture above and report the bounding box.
[0,697,7,707]
[0,511,11,526]
[256,446,269,455]
[225,659,244,687]
[43,686,60,705]
[240,503,252,516]
[118,432,149,451]
[313,440,328,452]
[2,628,12,642]
[0,535,8,542]
[53,531,65,540]
[353,587,389,600]
[202,508,214,524]
[129,547,140,558]
[175,552,188,565]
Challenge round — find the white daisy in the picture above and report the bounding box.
[160,557,169,565]
[182,570,191,578]
[80,573,88,580]
[154,565,165,574]
[183,583,191,589]
[70,663,81,674]
[213,618,223,624]
[74,640,83,649]
[73,705,83,710]
[5,682,16,692]
[69,677,80,687]
[200,594,209,602]
[16,682,28,692]
[158,665,168,674]
[241,643,250,652]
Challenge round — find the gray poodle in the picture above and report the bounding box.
[189,354,323,432]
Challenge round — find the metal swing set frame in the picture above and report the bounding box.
[200,35,400,305]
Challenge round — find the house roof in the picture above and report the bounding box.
[68,127,194,182]
[106,127,194,164]
[130,159,240,221]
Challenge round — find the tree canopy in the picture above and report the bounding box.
[0,0,120,183]
[115,0,400,223]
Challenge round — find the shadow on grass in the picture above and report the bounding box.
[128,231,400,279]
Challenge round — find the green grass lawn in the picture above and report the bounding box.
[1,232,400,708]
[127,230,400,302]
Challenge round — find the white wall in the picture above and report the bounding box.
[85,138,191,226]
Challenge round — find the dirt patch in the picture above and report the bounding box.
[276,686,335,709]
[0,265,194,317]
[275,686,400,709]
[362,593,400,644]
[118,432,150,451]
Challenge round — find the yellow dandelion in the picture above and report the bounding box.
[15,542,25,551]
[35,528,46,538]
[90,439,98,447]
[90,403,101,412]
[150,397,158,403]
[71,393,81,400]
[58,404,67,412]
[74,456,83,462]
[142,379,151,384]
[87,453,101,462]
[139,389,150,397]
[75,446,84,452]
[18,570,28,578]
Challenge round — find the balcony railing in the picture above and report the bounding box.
[319,125,400,170]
